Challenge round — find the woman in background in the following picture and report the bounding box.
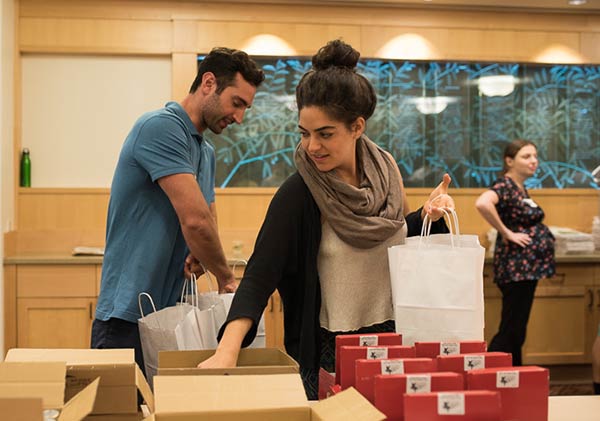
[476,139,555,366]
[200,39,454,399]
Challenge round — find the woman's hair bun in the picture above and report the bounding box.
[311,39,359,71]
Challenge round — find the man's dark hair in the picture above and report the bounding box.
[189,47,265,94]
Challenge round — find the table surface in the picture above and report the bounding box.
[549,395,600,421]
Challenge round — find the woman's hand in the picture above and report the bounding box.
[423,173,455,221]
[197,349,238,368]
[504,231,532,248]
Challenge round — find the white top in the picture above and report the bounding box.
[318,220,407,332]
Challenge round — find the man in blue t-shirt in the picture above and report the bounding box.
[91,48,265,375]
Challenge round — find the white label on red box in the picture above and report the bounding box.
[440,342,459,355]
[464,355,485,371]
[496,371,520,388]
[359,335,378,346]
[437,393,465,415]
[367,347,388,359]
[380,360,404,375]
[406,374,432,394]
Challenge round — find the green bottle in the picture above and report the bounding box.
[20,148,31,187]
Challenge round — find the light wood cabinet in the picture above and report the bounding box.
[264,291,285,351]
[13,263,99,350]
[484,261,599,365]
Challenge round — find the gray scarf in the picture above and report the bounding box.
[295,135,405,249]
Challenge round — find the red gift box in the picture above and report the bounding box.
[335,333,403,383]
[318,367,337,400]
[403,390,502,421]
[355,357,435,403]
[414,341,487,359]
[436,352,512,387]
[339,345,415,389]
[467,365,549,421]
[374,372,464,421]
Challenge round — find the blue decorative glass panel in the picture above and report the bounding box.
[200,56,600,189]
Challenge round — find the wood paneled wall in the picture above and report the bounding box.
[7,0,600,254]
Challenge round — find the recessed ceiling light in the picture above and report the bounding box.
[568,0,587,5]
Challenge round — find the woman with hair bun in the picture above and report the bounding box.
[200,40,455,399]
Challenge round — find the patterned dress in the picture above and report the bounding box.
[491,176,555,285]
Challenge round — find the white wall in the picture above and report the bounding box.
[0,0,15,359]
[21,54,171,187]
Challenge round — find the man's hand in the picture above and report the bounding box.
[197,349,238,369]
[423,173,455,221]
[218,274,238,293]
[183,254,205,279]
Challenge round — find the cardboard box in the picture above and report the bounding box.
[0,361,99,421]
[403,390,502,421]
[339,345,415,390]
[374,372,464,421]
[335,333,402,384]
[466,365,549,421]
[157,348,298,376]
[84,414,144,421]
[414,341,487,359]
[436,352,512,387]
[355,357,436,403]
[147,374,385,421]
[5,348,153,416]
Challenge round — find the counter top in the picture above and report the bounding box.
[3,254,249,266]
[484,252,600,264]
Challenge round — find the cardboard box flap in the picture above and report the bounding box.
[136,365,154,413]
[59,378,99,421]
[6,349,134,365]
[154,374,308,415]
[311,387,386,421]
[0,397,43,421]
[0,362,66,409]
[158,348,298,370]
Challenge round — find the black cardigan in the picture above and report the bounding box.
[220,172,448,370]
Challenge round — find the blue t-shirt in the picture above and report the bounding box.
[96,102,216,323]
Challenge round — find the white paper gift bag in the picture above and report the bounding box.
[388,209,485,346]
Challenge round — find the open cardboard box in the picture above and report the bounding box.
[144,374,385,421]
[158,348,299,376]
[0,361,99,421]
[5,348,154,416]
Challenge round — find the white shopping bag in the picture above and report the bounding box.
[137,292,201,388]
[388,209,485,346]
[138,273,227,388]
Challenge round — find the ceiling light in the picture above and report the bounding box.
[477,75,516,97]
[568,0,587,5]
[408,96,456,115]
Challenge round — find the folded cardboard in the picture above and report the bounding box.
[310,387,386,421]
[157,348,298,376]
[0,361,99,421]
[374,372,464,421]
[355,357,436,403]
[435,352,512,387]
[414,341,487,359]
[5,348,154,416]
[339,345,415,389]
[335,333,403,383]
[466,365,549,421]
[403,390,502,421]
[147,374,384,421]
[84,413,144,421]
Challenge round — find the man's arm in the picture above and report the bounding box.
[158,173,236,292]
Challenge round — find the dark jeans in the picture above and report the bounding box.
[488,280,538,366]
[91,318,146,377]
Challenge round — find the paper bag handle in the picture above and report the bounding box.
[138,292,158,318]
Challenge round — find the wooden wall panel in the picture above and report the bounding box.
[193,21,361,56]
[19,17,172,54]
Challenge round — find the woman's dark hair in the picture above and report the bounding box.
[295,39,376,128]
[502,139,536,174]
[189,47,265,94]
